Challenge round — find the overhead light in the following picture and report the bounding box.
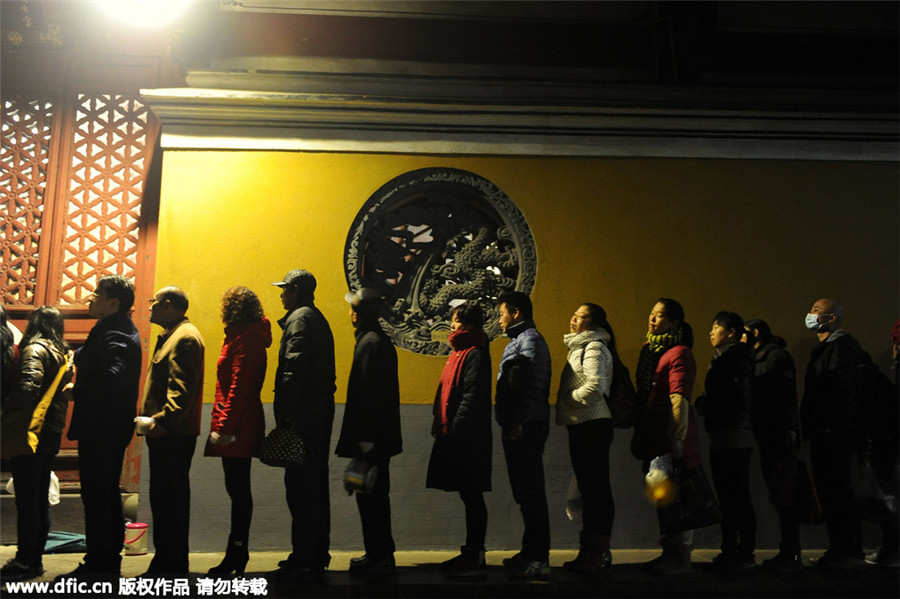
[94,0,192,29]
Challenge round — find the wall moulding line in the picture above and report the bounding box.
[140,87,900,160]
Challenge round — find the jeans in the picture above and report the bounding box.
[10,430,61,567]
[502,420,550,561]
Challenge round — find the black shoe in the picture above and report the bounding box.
[763,552,802,573]
[1,559,42,583]
[348,555,395,576]
[208,538,249,575]
[441,549,486,577]
[812,552,868,572]
[564,550,612,575]
[502,552,525,569]
[54,562,116,582]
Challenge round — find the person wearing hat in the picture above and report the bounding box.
[336,288,402,576]
[269,269,336,582]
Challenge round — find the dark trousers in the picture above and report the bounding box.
[355,457,395,560]
[10,430,60,567]
[502,420,550,561]
[78,439,128,573]
[709,447,756,558]
[459,490,487,552]
[146,435,196,574]
[810,433,863,558]
[285,437,331,570]
[567,419,615,544]
[221,457,252,542]
[758,444,801,555]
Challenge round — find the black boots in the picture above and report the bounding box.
[564,534,612,575]
[208,536,249,575]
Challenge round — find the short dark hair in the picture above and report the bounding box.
[451,301,484,329]
[713,311,744,336]
[351,298,383,324]
[745,318,772,344]
[498,291,533,321]
[96,275,135,312]
[158,286,189,313]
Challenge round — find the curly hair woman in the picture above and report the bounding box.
[204,286,272,574]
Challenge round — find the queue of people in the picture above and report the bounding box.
[0,276,897,585]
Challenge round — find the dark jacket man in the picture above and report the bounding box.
[269,269,336,580]
[66,275,142,576]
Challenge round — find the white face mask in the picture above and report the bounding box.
[805,312,825,331]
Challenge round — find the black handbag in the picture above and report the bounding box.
[658,461,722,534]
[259,427,307,468]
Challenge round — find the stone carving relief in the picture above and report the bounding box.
[344,167,537,355]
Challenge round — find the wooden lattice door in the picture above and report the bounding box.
[1,90,161,493]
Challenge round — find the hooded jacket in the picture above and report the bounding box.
[205,318,272,458]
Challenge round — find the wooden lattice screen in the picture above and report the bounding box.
[1,96,54,306]
[1,90,160,493]
[2,92,155,313]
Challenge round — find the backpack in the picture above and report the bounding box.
[856,350,898,445]
[606,352,640,428]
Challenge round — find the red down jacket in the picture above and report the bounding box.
[205,318,272,458]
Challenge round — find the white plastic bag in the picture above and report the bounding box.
[565,473,583,524]
[6,471,61,506]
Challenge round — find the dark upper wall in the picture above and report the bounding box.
[3,1,897,112]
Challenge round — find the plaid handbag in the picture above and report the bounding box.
[259,427,307,468]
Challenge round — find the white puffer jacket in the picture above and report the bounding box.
[555,328,612,425]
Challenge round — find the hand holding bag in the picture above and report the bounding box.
[658,460,722,534]
[259,426,307,468]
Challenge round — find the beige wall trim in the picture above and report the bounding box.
[141,86,899,160]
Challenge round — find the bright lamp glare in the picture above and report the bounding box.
[95,0,192,29]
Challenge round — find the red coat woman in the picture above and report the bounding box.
[204,287,271,575]
[205,318,271,458]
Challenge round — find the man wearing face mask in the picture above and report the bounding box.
[800,298,867,572]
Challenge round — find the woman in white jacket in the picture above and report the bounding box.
[556,303,616,575]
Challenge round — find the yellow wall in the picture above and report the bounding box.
[154,152,899,404]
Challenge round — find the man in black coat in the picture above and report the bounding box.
[336,288,402,576]
[801,298,867,572]
[65,275,142,577]
[270,269,336,582]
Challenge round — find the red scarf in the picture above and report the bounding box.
[437,327,487,434]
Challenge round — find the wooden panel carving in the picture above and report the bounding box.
[56,94,150,306]
[0,96,55,306]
